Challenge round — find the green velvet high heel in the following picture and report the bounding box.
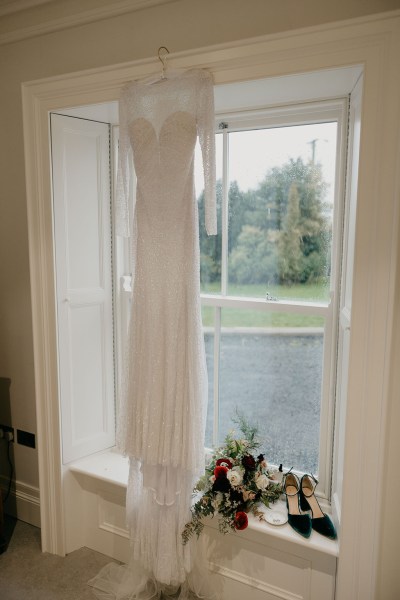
[299,474,337,540]
[283,471,312,538]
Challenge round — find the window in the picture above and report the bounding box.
[111,97,347,498]
[194,100,347,494]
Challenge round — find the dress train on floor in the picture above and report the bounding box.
[88,458,215,599]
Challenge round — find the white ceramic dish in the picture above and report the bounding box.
[264,510,288,526]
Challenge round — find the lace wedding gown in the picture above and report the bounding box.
[89,69,216,599]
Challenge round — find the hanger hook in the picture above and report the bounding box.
[157,46,170,78]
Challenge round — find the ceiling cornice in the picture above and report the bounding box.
[0,0,54,18]
[0,0,175,45]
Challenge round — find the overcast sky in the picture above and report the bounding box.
[195,121,338,205]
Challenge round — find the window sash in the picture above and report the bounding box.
[202,99,348,501]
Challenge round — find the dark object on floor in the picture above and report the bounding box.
[0,488,4,552]
[0,508,17,554]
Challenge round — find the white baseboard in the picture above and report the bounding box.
[0,476,40,528]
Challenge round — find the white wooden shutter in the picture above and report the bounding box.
[51,113,115,463]
[331,75,363,525]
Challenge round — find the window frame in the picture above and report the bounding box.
[200,98,349,501]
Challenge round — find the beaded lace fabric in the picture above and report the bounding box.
[89,69,216,599]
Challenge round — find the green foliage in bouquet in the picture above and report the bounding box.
[182,414,282,544]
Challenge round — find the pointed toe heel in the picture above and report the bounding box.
[283,472,312,539]
[300,474,337,540]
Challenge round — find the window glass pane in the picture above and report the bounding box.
[221,307,324,329]
[201,306,214,327]
[218,308,323,474]
[204,328,214,449]
[227,123,337,303]
[196,134,223,293]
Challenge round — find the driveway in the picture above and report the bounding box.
[204,331,323,474]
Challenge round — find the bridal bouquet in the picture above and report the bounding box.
[182,415,282,543]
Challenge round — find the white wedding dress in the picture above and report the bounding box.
[89,69,216,599]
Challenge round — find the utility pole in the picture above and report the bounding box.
[308,138,318,164]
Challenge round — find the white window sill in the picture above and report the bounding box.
[69,448,130,489]
[69,449,338,560]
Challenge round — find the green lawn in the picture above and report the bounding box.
[201,281,327,328]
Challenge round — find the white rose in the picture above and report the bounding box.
[255,473,270,491]
[232,465,245,475]
[232,465,245,480]
[227,469,243,487]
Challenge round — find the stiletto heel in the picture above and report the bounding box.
[283,471,311,538]
[299,481,310,512]
[300,474,337,540]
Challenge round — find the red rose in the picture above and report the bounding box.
[214,465,228,479]
[216,458,233,469]
[234,511,248,531]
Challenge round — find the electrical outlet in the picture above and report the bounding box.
[16,429,35,449]
[0,424,14,441]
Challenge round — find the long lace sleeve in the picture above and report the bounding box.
[197,71,216,235]
[116,91,133,237]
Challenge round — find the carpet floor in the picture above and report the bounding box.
[0,519,117,599]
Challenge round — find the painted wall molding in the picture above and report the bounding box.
[0,0,175,45]
[0,476,40,527]
[0,0,52,18]
[209,562,305,600]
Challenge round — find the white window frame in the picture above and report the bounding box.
[201,98,348,501]
[111,125,127,399]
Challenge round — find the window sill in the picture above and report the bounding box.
[69,448,130,489]
[68,450,338,560]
